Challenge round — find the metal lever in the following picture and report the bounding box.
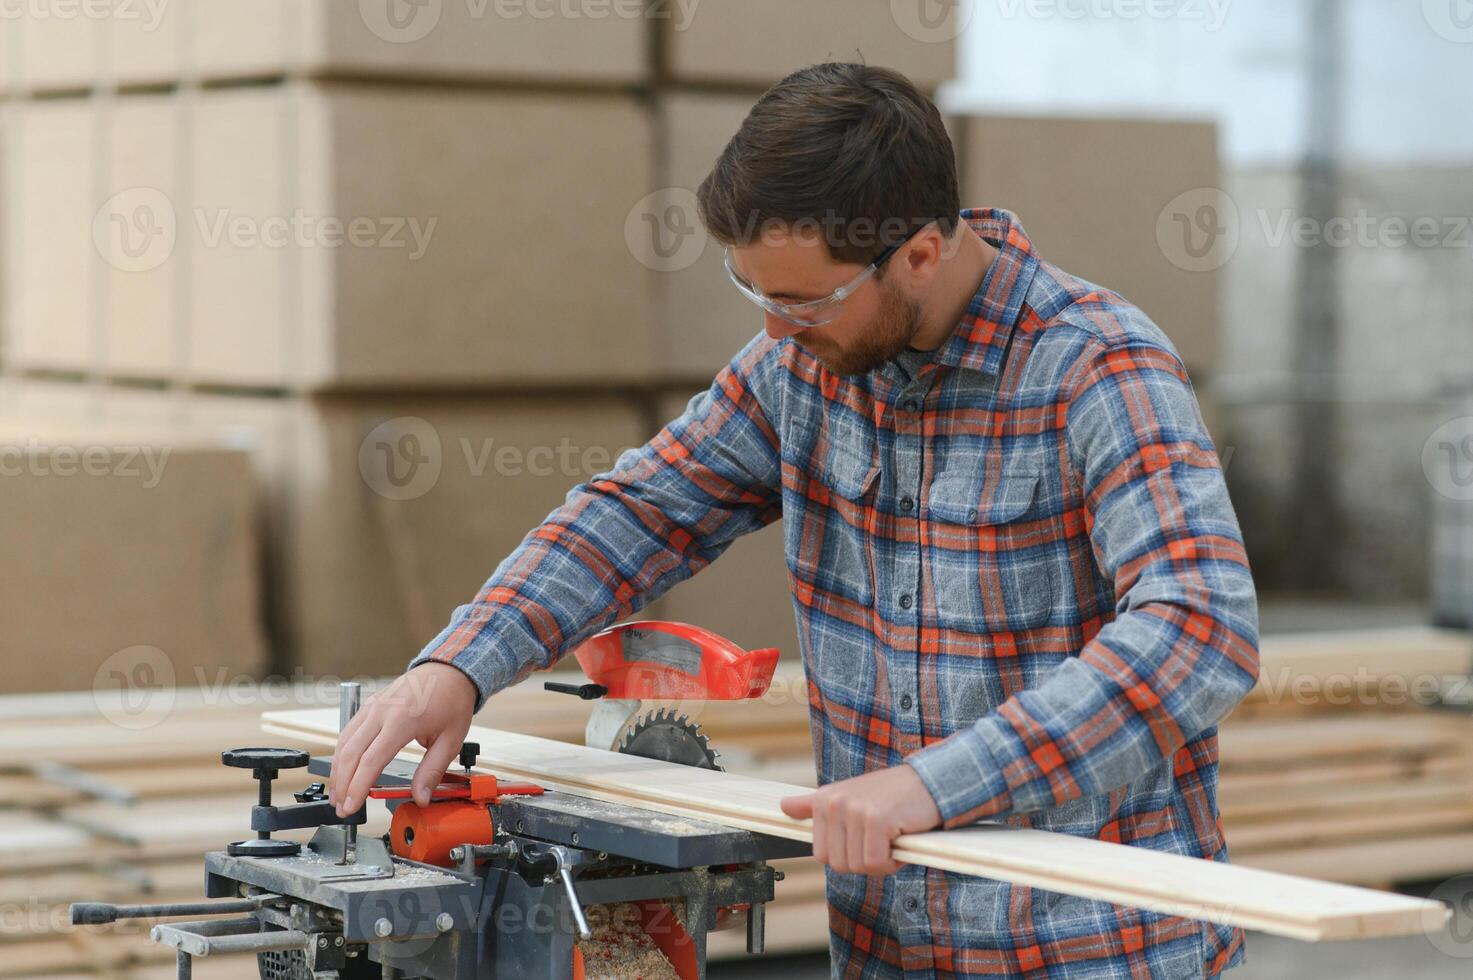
[519,843,593,940]
[339,682,362,865]
[556,864,592,940]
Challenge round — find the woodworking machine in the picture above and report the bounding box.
[70,622,809,979]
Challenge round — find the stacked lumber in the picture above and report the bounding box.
[0,691,367,979]
[1220,627,1473,886]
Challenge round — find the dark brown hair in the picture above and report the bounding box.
[696,63,960,267]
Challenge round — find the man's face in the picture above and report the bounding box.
[728,226,925,377]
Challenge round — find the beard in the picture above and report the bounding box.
[794,280,925,377]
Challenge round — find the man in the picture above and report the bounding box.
[329,63,1260,977]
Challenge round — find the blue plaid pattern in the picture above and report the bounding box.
[414,209,1261,978]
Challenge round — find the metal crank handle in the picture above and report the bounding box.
[557,866,592,940]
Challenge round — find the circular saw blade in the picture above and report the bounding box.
[616,708,723,771]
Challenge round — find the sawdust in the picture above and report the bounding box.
[576,902,680,980]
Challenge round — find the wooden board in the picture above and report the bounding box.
[1247,627,1473,705]
[262,708,1451,942]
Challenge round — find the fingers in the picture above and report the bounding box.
[823,795,845,874]
[810,801,828,868]
[779,794,815,820]
[412,724,470,808]
[862,814,899,876]
[847,801,869,873]
[344,726,412,816]
[329,712,383,815]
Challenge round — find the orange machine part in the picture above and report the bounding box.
[389,800,494,866]
[571,621,780,701]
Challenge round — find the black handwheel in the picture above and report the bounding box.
[222,747,310,858]
[222,748,310,770]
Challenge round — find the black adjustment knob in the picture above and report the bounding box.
[221,747,309,773]
[222,747,308,858]
[295,782,327,803]
[459,742,480,771]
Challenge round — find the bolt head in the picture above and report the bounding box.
[448,846,465,862]
[318,936,328,947]
[373,917,393,938]
[435,912,454,933]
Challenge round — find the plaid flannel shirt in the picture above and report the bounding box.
[413,208,1261,978]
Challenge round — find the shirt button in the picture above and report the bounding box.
[900,694,914,711]
[899,594,913,610]
[900,495,915,512]
[904,897,919,912]
[901,398,920,413]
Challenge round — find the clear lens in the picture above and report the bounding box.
[723,249,873,328]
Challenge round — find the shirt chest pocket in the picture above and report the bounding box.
[925,457,1057,631]
[782,419,880,610]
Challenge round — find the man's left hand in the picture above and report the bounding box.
[779,763,943,876]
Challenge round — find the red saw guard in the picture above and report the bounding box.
[571,621,779,701]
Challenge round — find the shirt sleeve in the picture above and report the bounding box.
[906,338,1261,828]
[408,334,784,708]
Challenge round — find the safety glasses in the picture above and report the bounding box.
[723,221,936,328]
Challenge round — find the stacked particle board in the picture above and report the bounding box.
[2,84,656,388]
[0,417,266,695]
[0,0,647,94]
[659,1,959,90]
[0,379,649,678]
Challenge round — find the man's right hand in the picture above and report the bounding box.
[327,662,479,817]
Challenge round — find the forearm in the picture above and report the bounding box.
[411,336,784,708]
